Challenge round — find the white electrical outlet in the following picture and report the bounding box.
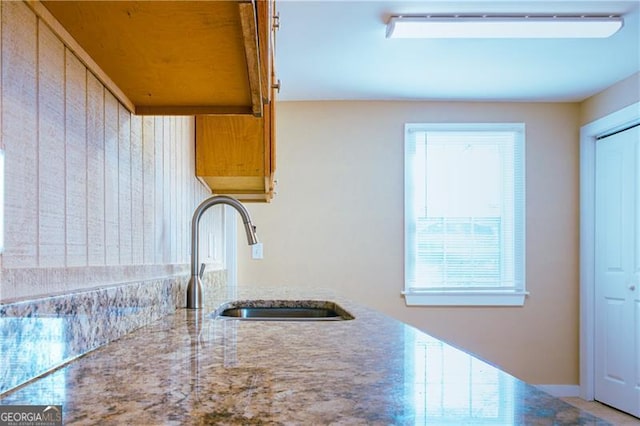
[252,243,263,260]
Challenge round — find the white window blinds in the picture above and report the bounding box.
[404,123,526,306]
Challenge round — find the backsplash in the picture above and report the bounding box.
[0,269,226,396]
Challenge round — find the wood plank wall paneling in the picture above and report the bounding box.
[0,2,2,154]
[118,104,132,265]
[38,21,65,267]
[3,2,38,268]
[0,2,220,300]
[65,50,88,267]
[0,0,2,278]
[153,118,164,264]
[142,117,155,265]
[162,118,171,263]
[170,117,177,263]
[131,115,143,265]
[176,118,183,263]
[104,92,120,266]
[86,73,106,265]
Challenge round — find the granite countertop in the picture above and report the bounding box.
[1,287,608,425]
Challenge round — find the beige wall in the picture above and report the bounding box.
[0,1,220,302]
[238,100,581,385]
[580,71,640,125]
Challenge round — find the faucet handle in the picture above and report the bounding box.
[199,263,206,280]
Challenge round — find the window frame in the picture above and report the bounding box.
[403,123,527,307]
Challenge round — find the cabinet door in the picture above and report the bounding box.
[195,114,274,202]
[196,115,264,184]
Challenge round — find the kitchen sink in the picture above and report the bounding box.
[221,307,341,319]
[213,300,354,321]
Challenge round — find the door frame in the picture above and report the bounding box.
[579,101,640,400]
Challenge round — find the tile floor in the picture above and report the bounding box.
[561,397,640,425]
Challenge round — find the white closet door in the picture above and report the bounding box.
[594,125,640,418]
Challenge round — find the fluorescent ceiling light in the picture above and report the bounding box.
[386,15,624,39]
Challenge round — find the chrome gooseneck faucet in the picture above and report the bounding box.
[187,195,258,309]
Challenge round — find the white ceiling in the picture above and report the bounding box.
[275,0,640,102]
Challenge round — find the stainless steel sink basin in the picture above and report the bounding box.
[221,307,341,320]
[213,300,354,321]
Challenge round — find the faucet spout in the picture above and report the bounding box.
[187,195,258,309]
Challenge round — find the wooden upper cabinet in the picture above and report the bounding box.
[195,0,277,202]
[195,96,275,202]
[38,0,271,116]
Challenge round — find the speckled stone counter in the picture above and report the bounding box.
[0,270,226,395]
[1,287,609,425]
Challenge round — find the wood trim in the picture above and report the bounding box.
[135,105,254,116]
[25,0,136,113]
[263,97,272,176]
[211,191,271,202]
[269,87,276,176]
[239,1,263,118]
[257,0,272,105]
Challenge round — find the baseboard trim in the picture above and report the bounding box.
[535,384,581,397]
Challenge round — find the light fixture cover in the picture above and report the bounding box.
[386,15,624,39]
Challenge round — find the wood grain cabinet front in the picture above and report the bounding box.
[195,98,275,202]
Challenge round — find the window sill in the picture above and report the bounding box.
[402,290,528,307]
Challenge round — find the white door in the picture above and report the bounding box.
[594,125,640,417]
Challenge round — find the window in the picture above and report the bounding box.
[404,123,526,306]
